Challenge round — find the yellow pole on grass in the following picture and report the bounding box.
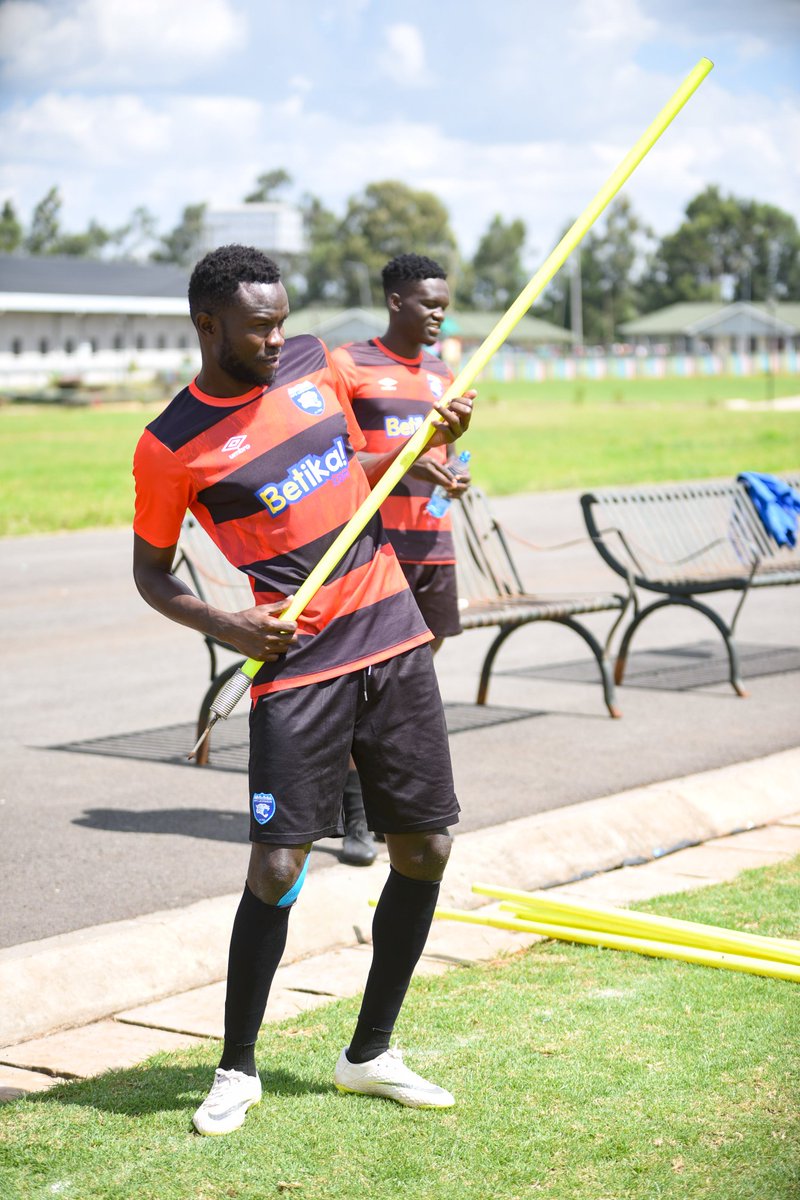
[192,57,714,746]
[499,904,800,967]
[471,883,800,965]
[432,906,800,984]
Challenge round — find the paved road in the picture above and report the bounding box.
[2,489,798,947]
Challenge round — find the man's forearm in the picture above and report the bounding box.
[134,565,240,645]
[357,444,410,487]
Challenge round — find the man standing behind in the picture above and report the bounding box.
[332,254,470,865]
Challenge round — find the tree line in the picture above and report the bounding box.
[2,168,798,341]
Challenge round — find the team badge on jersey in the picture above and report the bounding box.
[252,792,276,825]
[427,374,444,399]
[289,380,326,416]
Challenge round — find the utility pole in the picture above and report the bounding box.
[766,239,780,402]
[346,261,372,309]
[570,251,583,347]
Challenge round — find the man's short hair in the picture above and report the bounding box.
[381,253,447,296]
[188,244,281,320]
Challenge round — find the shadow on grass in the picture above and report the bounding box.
[24,1063,331,1117]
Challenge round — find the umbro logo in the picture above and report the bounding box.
[378,377,398,392]
[222,434,251,460]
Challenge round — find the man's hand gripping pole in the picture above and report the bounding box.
[188,56,713,759]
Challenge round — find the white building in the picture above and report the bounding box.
[199,203,305,257]
[0,255,198,390]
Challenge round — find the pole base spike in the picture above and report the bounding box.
[188,714,218,761]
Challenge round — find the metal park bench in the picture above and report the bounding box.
[451,488,632,717]
[175,491,634,763]
[580,475,800,697]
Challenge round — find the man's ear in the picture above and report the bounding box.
[387,291,403,315]
[194,311,217,339]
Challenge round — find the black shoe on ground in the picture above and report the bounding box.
[341,821,377,866]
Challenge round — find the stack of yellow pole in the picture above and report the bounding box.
[431,883,800,984]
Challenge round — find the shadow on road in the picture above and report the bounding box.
[72,807,342,859]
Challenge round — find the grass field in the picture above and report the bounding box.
[2,857,798,1200]
[1,374,799,536]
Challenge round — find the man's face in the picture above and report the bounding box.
[214,281,290,388]
[389,277,450,346]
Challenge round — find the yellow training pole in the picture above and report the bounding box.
[473,882,800,947]
[432,907,800,984]
[471,883,800,964]
[197,57,714,735]
[499,904,800,967]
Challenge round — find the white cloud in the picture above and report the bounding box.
[575,0,659,47]
[0,0,797,262]
[0,0,246,87]
[2,70,798,260]
[379,23,429,87]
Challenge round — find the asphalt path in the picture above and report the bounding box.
[2,489,798,948]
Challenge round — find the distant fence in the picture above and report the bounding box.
[477,349,800,384]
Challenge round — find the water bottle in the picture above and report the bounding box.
[425,450,471,519]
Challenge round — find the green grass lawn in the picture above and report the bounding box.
[1,374,799,535]
[2,857,799,1200]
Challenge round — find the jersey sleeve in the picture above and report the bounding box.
[132,428,196,548]
[326,345,366,452]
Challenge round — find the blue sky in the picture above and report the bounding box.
[1,0,798,261]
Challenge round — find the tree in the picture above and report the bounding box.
[25,186,63,254]
[642,186,800,309]
[244,169,292,203]
[535,197,652,342]
[111,205,159,259]
[0,199,22,253]
[152,203,207,266]
[54,219,113,257]
[296,193,345,305]
[336,182,458,307]
[579,197,653,342]
[461,214,527,310]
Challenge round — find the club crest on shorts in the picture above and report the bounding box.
[252,792,276,825]
[288,380,325,416]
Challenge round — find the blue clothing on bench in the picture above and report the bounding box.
[738,472,800,549]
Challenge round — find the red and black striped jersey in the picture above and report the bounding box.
[133,334,431,698]
[331,339,456,564]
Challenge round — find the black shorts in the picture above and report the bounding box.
[248,645,459,844]
[400,562,462,639]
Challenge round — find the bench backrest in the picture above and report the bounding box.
[451,487,525,602]
[581,476,800,594]
[175,514,252,614]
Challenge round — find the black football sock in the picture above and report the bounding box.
[218,883,291,1076]
[347,867,440,1064]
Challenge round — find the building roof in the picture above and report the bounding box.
[289,305,573,346]
[0,254,191,317]
[0,253,189,297]
[619,301,800,337]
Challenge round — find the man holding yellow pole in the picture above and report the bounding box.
[132,244,474,1133]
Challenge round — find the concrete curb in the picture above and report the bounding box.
[2,746,798,1046]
